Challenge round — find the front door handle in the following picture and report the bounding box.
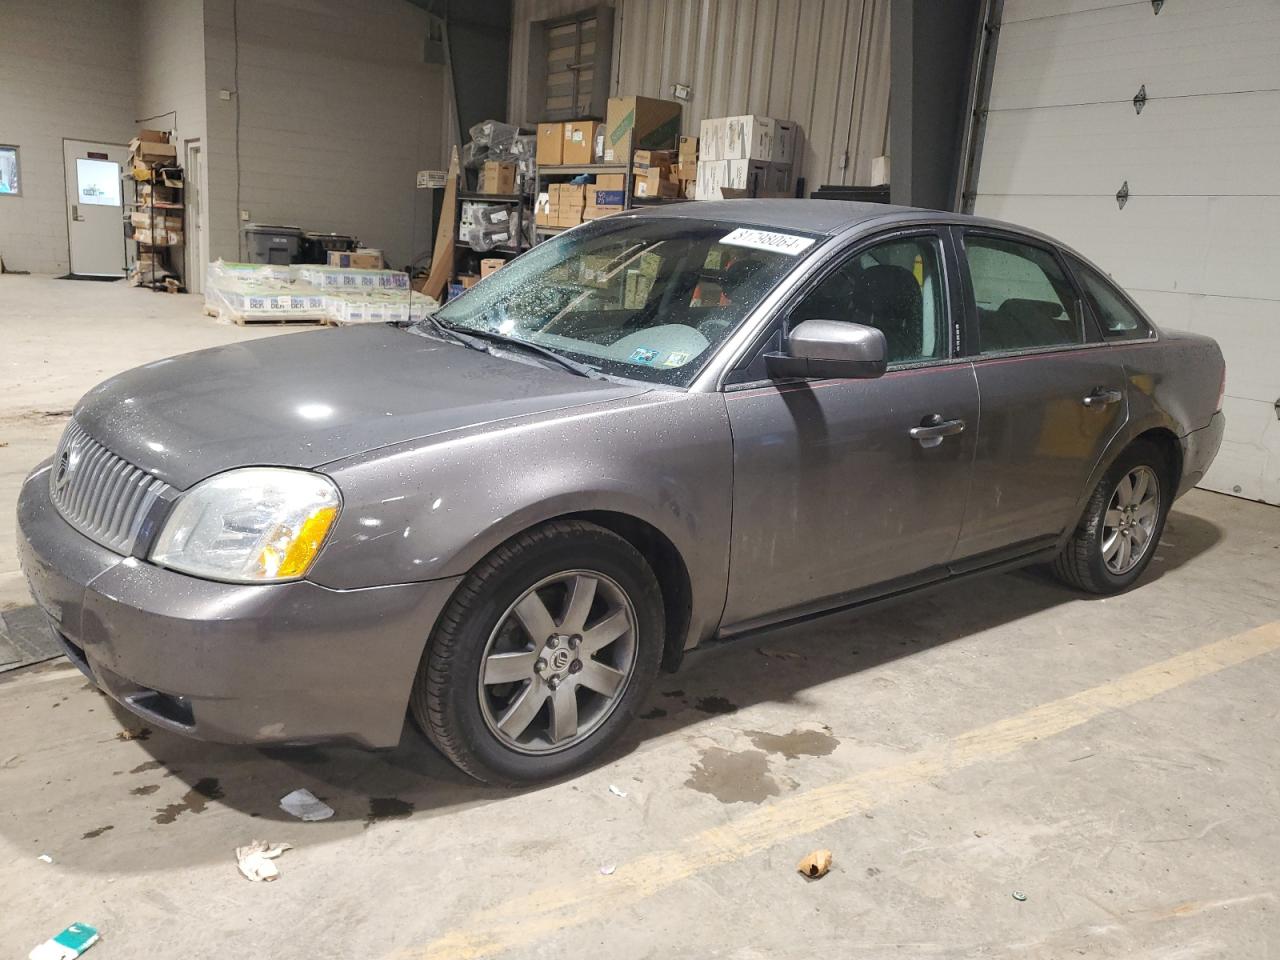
[71,204,82,222]
[1082,388,1123,407]
[909,414,966,448]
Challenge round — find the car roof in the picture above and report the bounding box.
[626,198,1060,245]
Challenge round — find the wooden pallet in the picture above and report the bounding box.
[204,305,329,326]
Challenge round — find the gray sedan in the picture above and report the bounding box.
[17,201,1225,783]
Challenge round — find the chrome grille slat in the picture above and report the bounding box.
[49,420,174,555]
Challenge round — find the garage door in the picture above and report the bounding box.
[972,0,1280,505]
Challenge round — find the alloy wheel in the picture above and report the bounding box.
[1101,465,1160,575]
[477,570,638,754]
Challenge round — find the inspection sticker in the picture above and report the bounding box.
[720,228,815,256]
[629,347,660,364]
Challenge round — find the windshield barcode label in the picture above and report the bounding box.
[720,228,815,256]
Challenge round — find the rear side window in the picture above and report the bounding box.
[1068,255,1153,341]
[963,235,1084,353]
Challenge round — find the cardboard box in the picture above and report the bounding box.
[130,211,182,231]
[774,120,800,165]
[595,173,626,191]
[590,189,625,206]
[762,162,794,198]
[130,138,177,160]
[675,161,697,181]
[583,204,624,220]
[478,161,517,195]
[695,159,726,200]
[633,149,675,171]
[556,207,584,228]
[559,183,586,208]
[459,274,481,289]
[678,136,698,165]
[635,168,679,198]
[133,226,183,246]
[725,158,769,195]
[604,96,682,162]
[724,116,776,161]
[480,258,504,277]
[870,154,891,187]
[536,123,564,165]
[328,250,384,269]
[137,128,168,144]
[563,121,600,165]
[698,118,724,161]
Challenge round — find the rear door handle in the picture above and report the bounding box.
[909,415,966,448]
[1082,388,1123,407]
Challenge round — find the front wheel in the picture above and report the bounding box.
[410,520,664,784]
[1052,441,1170,594]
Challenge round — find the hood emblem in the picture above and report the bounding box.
[53,443,82,494]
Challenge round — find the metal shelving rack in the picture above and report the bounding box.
[124,163,185,292]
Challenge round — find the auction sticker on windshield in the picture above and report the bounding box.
[720,228,816,256]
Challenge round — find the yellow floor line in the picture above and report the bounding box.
[394,620,1280,960]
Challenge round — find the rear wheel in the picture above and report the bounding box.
[1052,441,1170,594]
[410,520,663,784]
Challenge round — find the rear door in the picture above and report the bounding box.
[951,228,1128,561]
[721,228,980,631]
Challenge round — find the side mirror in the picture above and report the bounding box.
[764,319,887,380]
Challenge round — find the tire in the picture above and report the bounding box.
[410,520,664,784]
[1052,440,1171,595]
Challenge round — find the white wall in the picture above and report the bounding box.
[0,0,139,275]
[203,0,446,269]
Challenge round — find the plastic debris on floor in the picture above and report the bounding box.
[28,922,99,960]
[279,788,334,822]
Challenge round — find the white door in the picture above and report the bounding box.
[185,140,206,295]
[63,139,128,277]
[973,0,1280,505]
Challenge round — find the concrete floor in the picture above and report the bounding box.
[2,275,1279,958]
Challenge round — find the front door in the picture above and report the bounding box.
[63,139,128,277]
[951,230,1129,560]
[721,230,979,631]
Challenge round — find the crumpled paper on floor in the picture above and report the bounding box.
[235,841,292,882]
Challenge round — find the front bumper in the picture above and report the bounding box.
[1177,410,1226,498]
[16,461,461,748]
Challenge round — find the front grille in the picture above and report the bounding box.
[49,420,173,555]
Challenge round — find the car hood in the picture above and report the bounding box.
[74,324,647,489]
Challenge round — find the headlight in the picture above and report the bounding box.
[150,468,341,583]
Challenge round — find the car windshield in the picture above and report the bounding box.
[430,217,820,386]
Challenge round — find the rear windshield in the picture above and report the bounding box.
[432,217,820,386]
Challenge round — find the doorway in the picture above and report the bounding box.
[62,139,129,278]
[184,140,206,295]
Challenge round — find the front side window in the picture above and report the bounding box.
[1067,254,1153,341]
[432,218,814,385]
[790,235,948,364]
[964,235,1084,353]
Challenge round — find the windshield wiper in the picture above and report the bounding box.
[414,313,490,351]
[439,323,605,380]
